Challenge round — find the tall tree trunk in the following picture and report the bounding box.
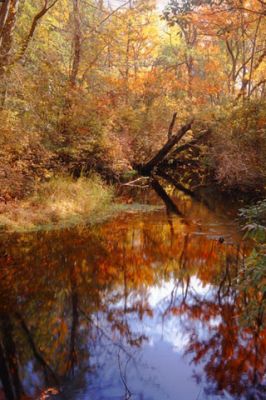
[70,0,81,87]
[0,0,19,108]
[225,39,238,95]
[0,0,59,108]
[0,1,12,43]
[16,0,59,63]
[239,4,247,101]
[59,0,81,142]
[248,15,262,98]
[124,21,131,105]
[186,54,193,99]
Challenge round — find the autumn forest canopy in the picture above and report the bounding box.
[0,0,266,212]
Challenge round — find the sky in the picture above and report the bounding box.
[108,0,169,11]
[157,0,169,10]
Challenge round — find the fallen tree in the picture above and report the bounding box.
[133,115,209,177]
[134,119,194,176]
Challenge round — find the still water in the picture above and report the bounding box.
[0,186,265,400]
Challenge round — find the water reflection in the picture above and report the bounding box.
[0,190,265,400]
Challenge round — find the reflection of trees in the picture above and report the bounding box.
[67,264,79,377]
[17,313,59,384]
[0,208,263,399]
[160,243,266,398]
[0,220,162,398]
[0,315,23,400]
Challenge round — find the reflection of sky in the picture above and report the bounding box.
[88,326,200,400]
[149,276,211,308]
[147,276,221,350]
[86,276,231,400]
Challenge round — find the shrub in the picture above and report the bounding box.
[237,200,266,328]
[208,101,266,190]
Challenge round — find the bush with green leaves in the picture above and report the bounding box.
[237,199,266,328]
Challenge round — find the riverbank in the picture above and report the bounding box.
[0,175,165,232]
[0,175,117,232]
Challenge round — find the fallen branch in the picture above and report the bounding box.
[169,129,210,159]
[122,177,149,187]
[136,119,194,176]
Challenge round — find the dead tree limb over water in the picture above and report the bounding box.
[134,118,194,176]
[133,114,210,179]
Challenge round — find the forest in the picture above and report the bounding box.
[0,0,265,228]
[0,1,266,399]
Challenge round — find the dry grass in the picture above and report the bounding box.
[0,175,114,231]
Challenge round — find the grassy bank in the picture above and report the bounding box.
[0,176,116,232]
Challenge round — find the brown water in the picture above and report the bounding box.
[0,187,265,400]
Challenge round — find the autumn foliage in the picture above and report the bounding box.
[0,0,265,202]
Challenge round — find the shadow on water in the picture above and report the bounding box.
[0,181,265,400]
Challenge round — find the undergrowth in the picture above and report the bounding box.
[0,175,115,231]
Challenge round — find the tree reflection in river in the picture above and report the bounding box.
[0,191,265,400]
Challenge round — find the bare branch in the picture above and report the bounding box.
[250,79,266,96]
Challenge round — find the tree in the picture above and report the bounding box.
[0,0,60,108]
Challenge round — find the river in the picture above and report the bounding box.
[0,185,265,400]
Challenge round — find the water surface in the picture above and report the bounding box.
[0,187,265,400]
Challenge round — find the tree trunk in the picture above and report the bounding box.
[248,15,262,98]
[0,0,19,108]
[135,120,193,176]
[70,0,81,87]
